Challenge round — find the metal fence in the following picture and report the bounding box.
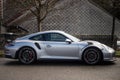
[1,0,119,49]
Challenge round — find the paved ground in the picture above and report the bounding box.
[0,58,120,80]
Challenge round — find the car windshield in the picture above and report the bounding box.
[63,32,81,42]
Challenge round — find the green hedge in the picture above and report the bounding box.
[0,50,4,57]
[116,51,120,57]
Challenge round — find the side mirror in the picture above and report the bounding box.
[65,39,72,44]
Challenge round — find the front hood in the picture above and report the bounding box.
[81,40,101,45]
[78,40,103,49]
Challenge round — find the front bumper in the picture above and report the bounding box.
[103,52,116,61]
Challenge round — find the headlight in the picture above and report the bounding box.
[101,44,114,51]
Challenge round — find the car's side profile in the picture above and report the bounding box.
[4,30,115,64]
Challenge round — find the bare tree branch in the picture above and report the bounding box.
[12,0,60,31]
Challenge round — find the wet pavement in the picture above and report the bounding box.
[0,58,120,80]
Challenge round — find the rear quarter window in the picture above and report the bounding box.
[29,34,44,41]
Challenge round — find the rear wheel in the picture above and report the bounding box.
[18,47,36,64]
[83,47,102,65]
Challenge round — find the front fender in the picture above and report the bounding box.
[78,43,103,59]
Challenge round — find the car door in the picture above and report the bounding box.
[43,33,79,58]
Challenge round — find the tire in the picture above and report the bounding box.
[83,47,102,65]
[18,47,36,64]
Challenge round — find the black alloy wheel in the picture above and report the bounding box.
[18,47,36,64]
[83,48,102,65]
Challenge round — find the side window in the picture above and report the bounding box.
[44,33,67,42]
[29,34,44,41]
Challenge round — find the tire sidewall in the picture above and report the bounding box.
[18,47,36,64]
[83,47,102,65]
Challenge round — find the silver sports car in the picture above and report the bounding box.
[4,30,115,64]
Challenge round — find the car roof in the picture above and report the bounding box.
[30,30,65,36]
[16,30,65,40]
[37,30,65,34]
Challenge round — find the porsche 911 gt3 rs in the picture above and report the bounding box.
[4,30,115,64]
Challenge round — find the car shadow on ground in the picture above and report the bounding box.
[4,59,115,67]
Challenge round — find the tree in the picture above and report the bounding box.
[91,0,120,48]
[91,0,120,18]
[12,0,60,31]
[111,0,120,48]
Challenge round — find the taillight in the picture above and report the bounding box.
[6,40,15,46]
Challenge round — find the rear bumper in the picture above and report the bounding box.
[5,55,13,58]
[4,46,18,59]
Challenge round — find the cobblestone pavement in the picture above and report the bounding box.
[0,58,120,80]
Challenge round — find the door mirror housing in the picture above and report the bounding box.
[65,39,72,44]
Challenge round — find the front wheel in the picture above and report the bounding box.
[83,48,102,65]
[18,47,36,64]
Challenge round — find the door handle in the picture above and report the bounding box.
[47,45,52,48]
